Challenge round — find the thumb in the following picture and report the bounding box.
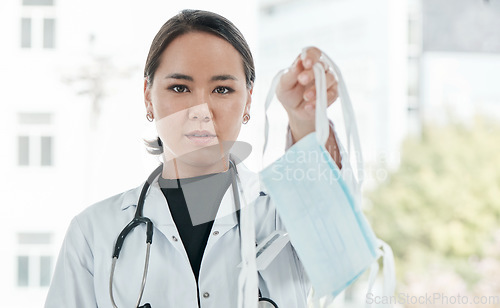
[279,57,304,91]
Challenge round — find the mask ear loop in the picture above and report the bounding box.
[379,239,396,298]
[261,64,328,147]
[299,49,330,148]
[364,240,396,308]
[232,159,258,308]
[365,257,380,308]
[261,62,329,168]
[262,68,287,164]
[319,53,365,189]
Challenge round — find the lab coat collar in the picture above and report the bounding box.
[118,159,260,260]
[119,158,261,229]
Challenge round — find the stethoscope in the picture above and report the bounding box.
[109,160,279,308]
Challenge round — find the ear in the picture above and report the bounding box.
[245,86,253,115]
[144,78,153,113]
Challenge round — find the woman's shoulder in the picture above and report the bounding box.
[73,184,143,233]
[87,184,141,213]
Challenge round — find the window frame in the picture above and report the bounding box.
[19,2,56,50]
[17,113,55,167]
[16,232,54,288]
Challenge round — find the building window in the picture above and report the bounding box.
[18,112,52,124]
[17,113,55,167]
[17,256,30,287]
[18,136,30,165]
[23,0,54,5]
[17,254,54,287]
[21,18,32,48]
[40,256,52,286]
[41,136,53,166]
[43,18,56,49]
[20,0,56,49]
[16,233,54,288]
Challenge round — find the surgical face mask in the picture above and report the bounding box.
[259,49,395,303]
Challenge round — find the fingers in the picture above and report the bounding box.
[297,68,315,87]
[297,47,333,87]
[301,86,338,108]
[326,86,339,107]
[302,71,338,103]
[279,56,304,90]
[280,47,323,91]
[278,46,338,114]
[300,47,322,69]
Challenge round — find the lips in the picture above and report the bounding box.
[185,130,217,137]
[185,130,217,146]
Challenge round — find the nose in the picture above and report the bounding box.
[188,103,212,122]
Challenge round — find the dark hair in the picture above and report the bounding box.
[144,9,255,154]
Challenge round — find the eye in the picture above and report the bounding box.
[213,86,233,94]
[169,85,189,93]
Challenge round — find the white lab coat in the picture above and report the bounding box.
[45,160,314,308]
[45,123,352,308]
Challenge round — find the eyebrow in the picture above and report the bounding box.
[164,73,238,82]
[210,74,238,82]
[165,73,193,81]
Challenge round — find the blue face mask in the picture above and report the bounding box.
[259,50,395,301]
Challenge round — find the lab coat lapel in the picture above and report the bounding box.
[204,183,239,254]
[204,161,260,254]
[150,184,192,260]
[121,180,190,261]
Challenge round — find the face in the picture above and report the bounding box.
[144,31,252,177]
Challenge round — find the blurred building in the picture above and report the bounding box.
[0,0,91,306]
[417,0,500,125]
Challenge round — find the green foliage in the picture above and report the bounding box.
[365,116,500,288]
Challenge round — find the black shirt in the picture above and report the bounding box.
[158,167,232,281]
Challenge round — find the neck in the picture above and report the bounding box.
[162,156,230,179]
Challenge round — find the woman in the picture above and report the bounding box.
[45,9,343,308]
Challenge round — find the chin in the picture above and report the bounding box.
[181,146,228,168]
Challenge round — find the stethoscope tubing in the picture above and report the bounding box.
[109,164,163,308]
[109,160,277,308]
